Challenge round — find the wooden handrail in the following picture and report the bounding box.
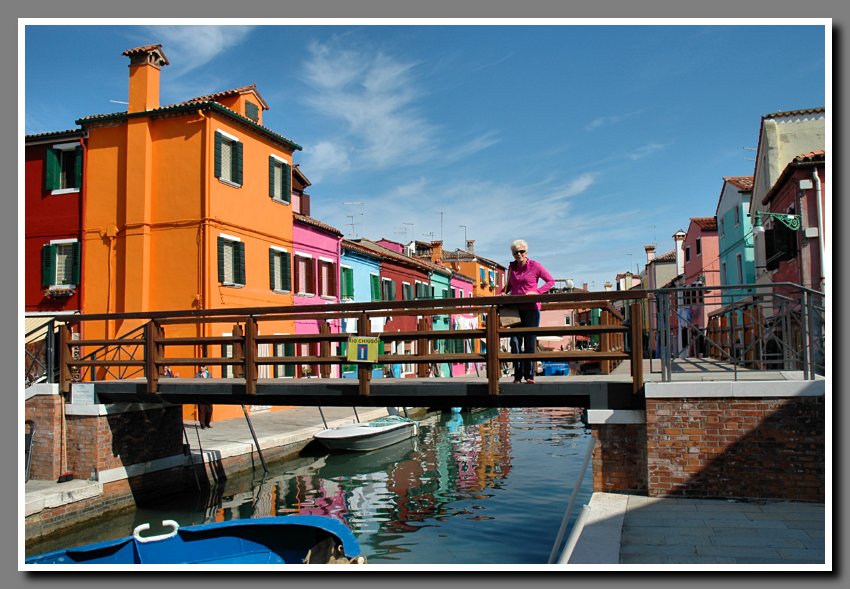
[58,292,649,398]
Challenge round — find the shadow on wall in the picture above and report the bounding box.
[662,396,825,502]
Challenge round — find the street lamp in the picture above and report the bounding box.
[752,211,802,234]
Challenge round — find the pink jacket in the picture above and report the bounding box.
[505,259,555,310]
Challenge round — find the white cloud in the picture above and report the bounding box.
[301,40,499,172]
[301,141,352,182]
[585,114,623,131]
[628,142,668,160]
[538,173,597,205]
[146,25,256,78]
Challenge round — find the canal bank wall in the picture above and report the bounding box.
[585,379,825,502]
[25,383,421,543]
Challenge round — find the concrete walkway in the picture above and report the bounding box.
[567,493,827,567]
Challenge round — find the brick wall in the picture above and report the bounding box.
[65,406,184,478]
[591,424,647,494]
[645,396,824,501]
[25,393,63,480]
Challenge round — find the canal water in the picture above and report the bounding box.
[26,407,594,565]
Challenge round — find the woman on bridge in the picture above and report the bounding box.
[503,239,555,384]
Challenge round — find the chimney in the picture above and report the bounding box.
[673,230,686,276]
[604,281,613,291]
[123,44,169,113]
[582,282,588,291]
[644,244,656,263]
[430,240,443,264]
[466,239,475,254]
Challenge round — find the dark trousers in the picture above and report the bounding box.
[197,403,213,427]
[510,308,540,380]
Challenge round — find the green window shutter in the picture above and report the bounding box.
[214,132,223,179]
[282,162,291,204]
[269,156,276,198]
[41,244,56,287]
[370,274,381,301]
[341,267,354,298]
[245,101,259,122]
[284,342,295,377]
[217,236,226,282]
[73,146,83,189]
[390,280,397,301]
[269,249,276,290]
[71,242,81,284]
[233,141,243,185]
[283,252,291,291]
[236,241,246,285]
[44,148,60,191]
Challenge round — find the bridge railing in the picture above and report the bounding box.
[53,290,648,397]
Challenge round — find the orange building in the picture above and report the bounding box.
[77,44,300,421]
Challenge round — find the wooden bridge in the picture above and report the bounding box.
[52,291,648,411]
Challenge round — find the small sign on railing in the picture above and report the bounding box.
[346,336,380,363]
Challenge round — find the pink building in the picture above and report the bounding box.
[449,272,476,376]
[292,213,343,378]
[682,217,720,355]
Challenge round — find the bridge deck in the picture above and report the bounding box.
[89,375,641,410]
[78,359,806,411]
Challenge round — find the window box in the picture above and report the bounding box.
[43,286,75,299]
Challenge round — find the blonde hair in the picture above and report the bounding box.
[510,239,528,253]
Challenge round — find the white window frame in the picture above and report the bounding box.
[49,142,81,195]
[219,233,243,287]
[294,252,315,297]
[269,154,290,204]
[269,246,290,293]
[340,264,355,301]
[45,238,79,288]
[216,129,242,188]
[318,256,337,300]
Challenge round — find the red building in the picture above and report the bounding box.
[759,150,826,293]
[25,130,86,316]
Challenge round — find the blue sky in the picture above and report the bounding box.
[22,21,828,289]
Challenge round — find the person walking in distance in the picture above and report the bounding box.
[195,365,213,428]
[503,239,554,384]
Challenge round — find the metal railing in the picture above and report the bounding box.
[649,282,825,381]
[41,290,647,398]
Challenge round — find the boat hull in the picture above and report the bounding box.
[25,515,364,565]
[314,420,418,452]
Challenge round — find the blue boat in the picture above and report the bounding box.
[25,515,366,565]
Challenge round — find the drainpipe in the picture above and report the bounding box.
[813,167,824,292]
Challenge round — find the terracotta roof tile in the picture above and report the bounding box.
[122,44,170,65]
[691,217,717,231]
[723,176,754,191]
[655,250,677,262]
[293,214,342,236]
[184,84,268,110]
[77,100,301,151]
[793,149,825,163]
[762,107,825,120]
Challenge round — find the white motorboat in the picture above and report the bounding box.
[313,415,419,452]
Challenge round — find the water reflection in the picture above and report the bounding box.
[27,407,592,564]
